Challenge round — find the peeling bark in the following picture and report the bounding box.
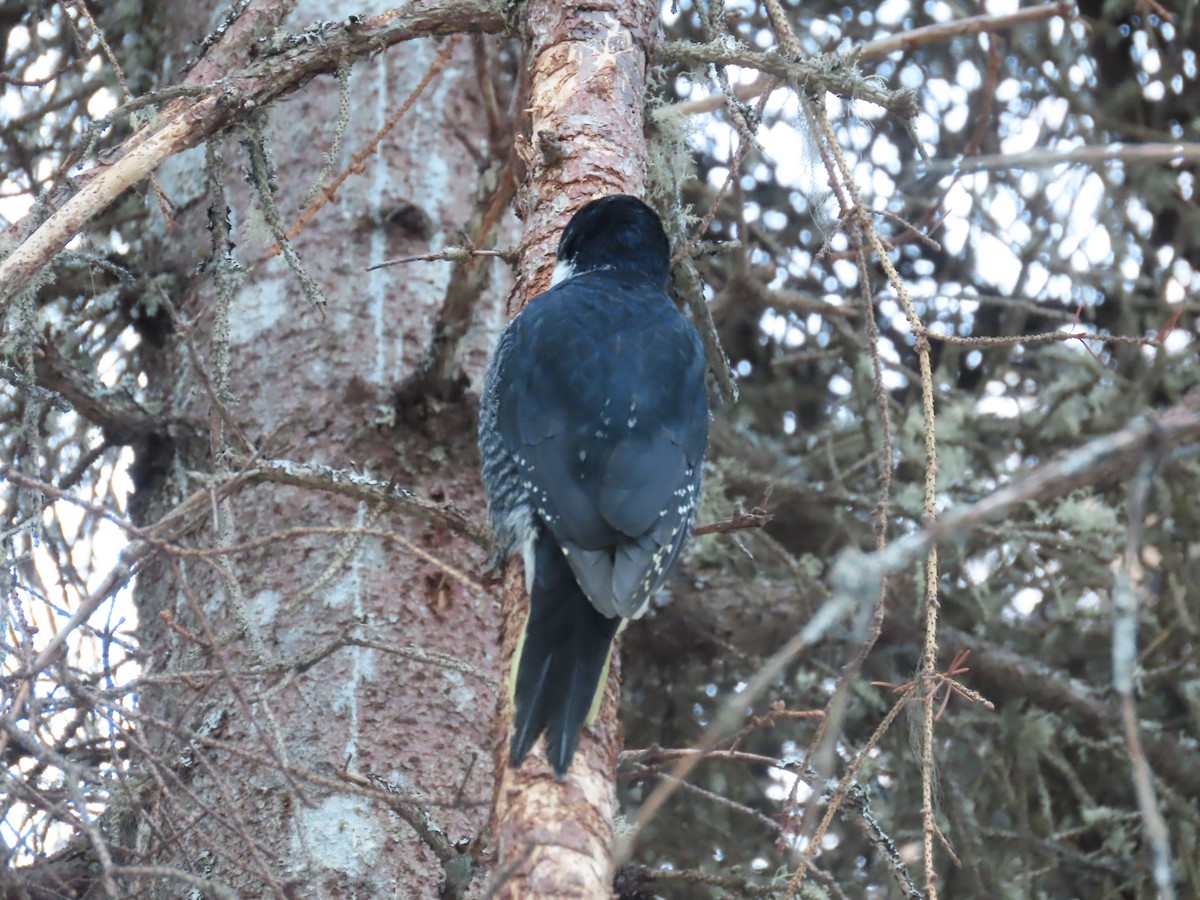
[507,0,659,311]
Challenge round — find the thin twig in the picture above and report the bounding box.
[367,247,514,272]
[1113,458,1176,900]
[692,497,774,536]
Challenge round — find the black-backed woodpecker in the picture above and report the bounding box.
[478,195,710,776]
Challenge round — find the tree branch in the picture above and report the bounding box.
[661,2,1070,118]
[830,394,1200,610]
[659,40,920,120]
[921,142,1200,175]
[237,456,490,547]
[489,2,660,896]
[33,341,160,443]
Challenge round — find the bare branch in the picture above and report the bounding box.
[236,456,490,547]
[692,498,774,536]
[921,142,1200,175]
[659,40,920,121]
[367,247,514,272]
[660,2,1071,118]
[1113,459,1176,899]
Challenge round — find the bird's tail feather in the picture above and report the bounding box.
[510,534,620,776]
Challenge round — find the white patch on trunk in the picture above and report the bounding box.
[247,588,281,627]
[342,503,372,762]
[443,670,476,714]
[229,276,290,345]
[367,57,392,384]
[297,795,383,874]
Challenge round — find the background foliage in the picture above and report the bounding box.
[2,0,1198,897]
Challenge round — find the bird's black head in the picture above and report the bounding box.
[552,194,671,289]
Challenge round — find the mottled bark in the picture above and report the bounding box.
[121,1,514,896]
[489,2,658,897]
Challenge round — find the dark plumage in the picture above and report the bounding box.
[479,195,709,776]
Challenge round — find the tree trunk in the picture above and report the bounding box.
[126,2,512,895]
[488,3,658,897]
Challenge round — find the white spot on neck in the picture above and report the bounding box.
[550,259,576,286]
[550,260,614,287]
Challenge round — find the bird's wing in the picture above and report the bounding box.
[496,273,708,617]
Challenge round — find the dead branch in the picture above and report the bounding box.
[659,40,920,121]
[693,503,774,536]
[32,340,161,443]
[367,247,514,271]
[236,456,490,546]
[1114,458,1175,899]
